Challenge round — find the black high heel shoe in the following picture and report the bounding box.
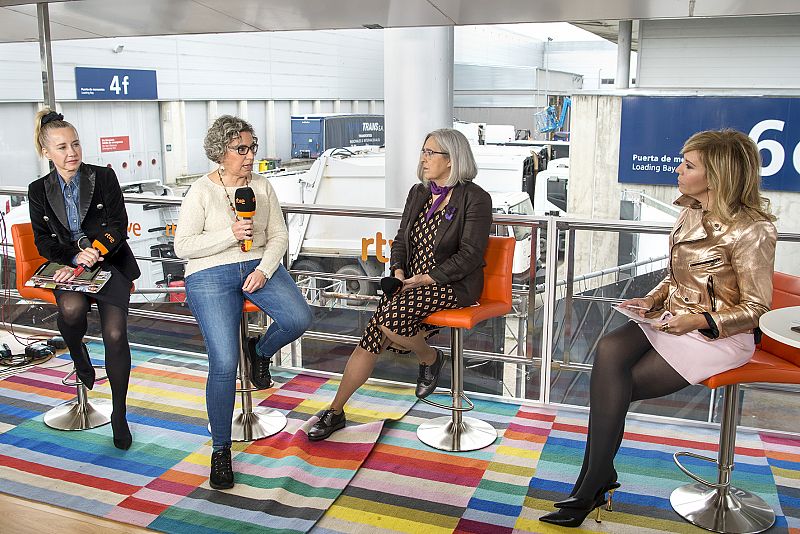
[72,343,95,390]
[539,486,617,528]
[555,480,620,508]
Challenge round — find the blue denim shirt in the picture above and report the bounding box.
[57,170,84,242]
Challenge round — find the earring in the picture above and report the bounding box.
[219,165,225,176]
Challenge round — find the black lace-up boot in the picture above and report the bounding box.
[209,447,234,489]
[246,336,272,389]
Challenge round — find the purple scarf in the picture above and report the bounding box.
[425,182,452,221]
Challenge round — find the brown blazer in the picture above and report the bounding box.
[646,194,777,338]
[390,181,492,307]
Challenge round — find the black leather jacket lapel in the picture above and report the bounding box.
[79,163,96,226]
[43,171,69,229]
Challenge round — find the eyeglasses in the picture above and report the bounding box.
[228,143,259,156]
[420,148,449,158]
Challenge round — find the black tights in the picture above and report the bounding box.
[570,321,690,501]
[55,292,131,436]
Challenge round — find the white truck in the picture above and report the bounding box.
[264,145,561,297]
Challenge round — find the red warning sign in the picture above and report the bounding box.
[100,136,130,152]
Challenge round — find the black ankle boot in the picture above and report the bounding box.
[72,343,95,390]
[308,409,346,441]
[246,336,272,390]
[415,349,444,399]
[209,447,234,490]
[111,412,132,450]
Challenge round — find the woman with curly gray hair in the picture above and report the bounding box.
[175,115,311,490]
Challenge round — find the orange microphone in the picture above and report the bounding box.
[73,231,117,276]
[235,187,256,252]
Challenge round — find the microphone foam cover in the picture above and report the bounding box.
[93,230,119,255]
[235,187,256,217]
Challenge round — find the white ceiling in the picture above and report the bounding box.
[1,0,800,43]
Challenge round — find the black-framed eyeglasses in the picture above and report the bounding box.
[420,148,449,158]
[228,143,259,156]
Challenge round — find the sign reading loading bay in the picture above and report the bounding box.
[75,67,157,100]
[619,96,800,191]
[100,136,130,152]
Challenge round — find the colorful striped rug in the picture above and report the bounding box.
[314,399,799,533]
[0,344,417,533]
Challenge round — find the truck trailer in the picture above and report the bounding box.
[291,113,385,159]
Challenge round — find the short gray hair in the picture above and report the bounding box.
[416,128,477,187]
[204,115,256,163]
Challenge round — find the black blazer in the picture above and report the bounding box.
[390,181,492,307]
[28,163,141,282]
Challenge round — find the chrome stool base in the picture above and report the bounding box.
[44,397,112,430]
[670,483,775,534]
[231,407,287,442]
[417,415,496,452]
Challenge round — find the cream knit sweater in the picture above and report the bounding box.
[174,173,288,279]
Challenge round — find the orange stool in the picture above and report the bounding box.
[11,223,112,431]
[417,236,515,451]
[671,272,800,533]
[226,300,287,441]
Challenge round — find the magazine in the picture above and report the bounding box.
[25,261,111,293]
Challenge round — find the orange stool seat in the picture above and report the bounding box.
[11,222,112,431]
[671,271,800,534]
[417,236,515,452]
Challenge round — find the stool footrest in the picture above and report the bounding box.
[419,391,474,412]
[61,365,108,387]
[673,451,725,489]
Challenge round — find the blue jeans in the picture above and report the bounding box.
[185,260,312,448]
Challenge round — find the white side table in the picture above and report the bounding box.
[759,306,800,349]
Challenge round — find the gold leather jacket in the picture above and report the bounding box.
[646,195,777,338]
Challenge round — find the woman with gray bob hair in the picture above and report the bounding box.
[204,115,257,164]
[308,127,492,441]
[416,128,478,186]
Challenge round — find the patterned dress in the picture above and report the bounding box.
[359,196,460,354]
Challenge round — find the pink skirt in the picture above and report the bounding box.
[639,323,755,385]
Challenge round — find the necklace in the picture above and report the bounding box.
[218,169,250,221]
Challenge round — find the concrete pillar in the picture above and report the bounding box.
[238,99,248,119]
[334,99,341,113]
[369,99,376,114]
[384,26,453,209]
[160,101,188,185]
[352,99,360,113]
[616,20,633,89]
[313,99,321,113]
[291,99,300,116]
[207,100,218,127]
[266,99,277,159]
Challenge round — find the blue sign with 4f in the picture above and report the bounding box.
[75,67,157,100]
[619,96,800,192]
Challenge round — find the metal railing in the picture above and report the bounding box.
[2,185,799,430]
